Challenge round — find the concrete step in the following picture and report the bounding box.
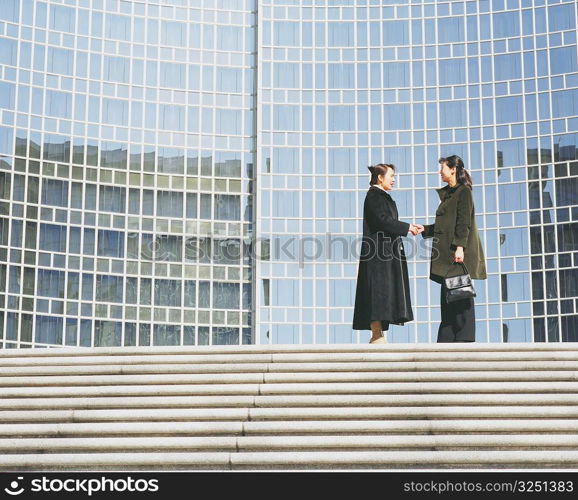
[4,379,578,398]
[2,343,578,358]
[3,434,578,454]
[3,349,578,366]
[3,419,578,438]
[2,365,578,381]
[2,405,578,423]
[2,450,578,470]
[2,379,578,394]
[2,361,578,374]
[2,393,577,410]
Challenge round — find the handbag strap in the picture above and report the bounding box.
[445,260,470,277]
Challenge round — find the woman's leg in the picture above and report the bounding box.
[370,320,390,343]
[437,284,455,342]
[453,297,475,342]
[370,320,383,342]
[437,284,476,342]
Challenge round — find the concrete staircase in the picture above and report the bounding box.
[1,343,578,470]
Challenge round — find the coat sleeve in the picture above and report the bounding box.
[421,224,434,239]
[451,187,473,249]
[365,192,410,236]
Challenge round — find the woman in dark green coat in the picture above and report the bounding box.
[421,155,487,342]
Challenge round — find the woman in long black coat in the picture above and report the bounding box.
[352,164,422,343]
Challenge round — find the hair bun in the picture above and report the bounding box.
[367,166,374,173]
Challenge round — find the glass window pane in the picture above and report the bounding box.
[548,4,575,31]
[550,47,578,75]
[140,278,151,305]
[156,191,183,217]
[126,277,137,304]
[42,179,69,207]
[67,272,79,300]
[383,20,410,45]
[212,282,239,309]
[99,186,126,213]
[213,327,239,345]
[214,194,240,221]
[154,279,181,307]
[35,316,63,345]
[329,22,354,46]
[161,21,186,47]
[69,227,81,253]
[184,281,196,307]
[213,239,241,265]
[82,273,93,301]
[94,320,122,346]
[50,5,75,32]
[36,269,65,299]
[155,235,182,262]
[127,233,139,258]
[95,275,124,303]
[493,11,520,38]
[23,267,35,295]
[97,230,125,258]
[39,224,66,252]
[105,14,131,41]
[153,324,181,346]
[71,183,83,208]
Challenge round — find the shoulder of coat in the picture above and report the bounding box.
[435,186,448,199]
[457,184,473,198]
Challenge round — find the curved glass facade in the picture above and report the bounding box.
[257,0,578,344]
[1,0,577,347]
[0,0,256,347]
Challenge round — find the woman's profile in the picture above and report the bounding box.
[352,164,422,344]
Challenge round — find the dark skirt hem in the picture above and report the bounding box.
[352,317,411,331]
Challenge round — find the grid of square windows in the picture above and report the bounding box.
[0,0,257,347]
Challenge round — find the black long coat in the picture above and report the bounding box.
[352,186,414,331]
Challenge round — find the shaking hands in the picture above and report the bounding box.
[408,224,424,236]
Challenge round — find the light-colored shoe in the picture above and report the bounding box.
[369,336,387,344]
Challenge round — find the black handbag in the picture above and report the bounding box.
[444,262,476,303]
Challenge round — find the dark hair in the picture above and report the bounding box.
[368,163,395,186]
[439,155,473,189]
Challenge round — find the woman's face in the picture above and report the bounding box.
[378,168,396,191]
[439,161,456,184]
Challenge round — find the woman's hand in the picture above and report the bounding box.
[454,246,464,263]
[408,224,424,236]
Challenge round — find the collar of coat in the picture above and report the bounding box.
[436,183,466,201]
[369,185,391,197]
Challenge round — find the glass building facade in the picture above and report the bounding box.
[1,0,577,347]
[0,0,256,347]
[257,0,578,344]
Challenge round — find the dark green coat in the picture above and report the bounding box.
[422,184,487,283]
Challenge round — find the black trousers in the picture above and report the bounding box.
[437,284,476,342]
